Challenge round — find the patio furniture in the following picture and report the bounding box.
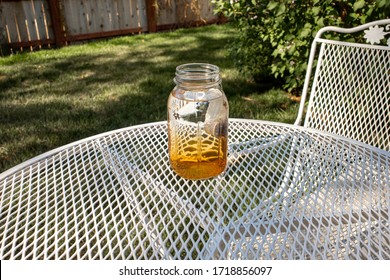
[0,120,389,259]
[0,19,389,260]
[295,18,390,151]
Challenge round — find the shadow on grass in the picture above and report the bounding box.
[0,24,297,173]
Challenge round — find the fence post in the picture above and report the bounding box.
[47,0,66,46]
[145,0,157,33]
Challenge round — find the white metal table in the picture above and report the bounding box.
[1,119,389,259]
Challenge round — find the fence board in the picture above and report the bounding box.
[0,0,220,51]
[137,0,147,31]
[117,0,129,29]
[78,0,85,34]
[0,2,17,43]
[40,1,53,42]
[156,0,176,26]
[11,1,26,42]
[61,0,78,35]
[101,0,111,31]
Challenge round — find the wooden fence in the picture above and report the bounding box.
[0,0,221,51]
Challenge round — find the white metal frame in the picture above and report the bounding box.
[295,19,390,151]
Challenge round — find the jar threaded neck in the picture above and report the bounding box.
[174,63,220,87]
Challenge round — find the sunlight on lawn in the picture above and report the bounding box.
[0,24,299,173]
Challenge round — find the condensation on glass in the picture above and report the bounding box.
[167,63,229,180]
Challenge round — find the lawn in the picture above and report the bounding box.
[0,23,299,173]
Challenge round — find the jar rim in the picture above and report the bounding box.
[174,63,220,86]
[175,63,219,76]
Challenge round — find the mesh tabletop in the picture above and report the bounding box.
[1,120,389,260]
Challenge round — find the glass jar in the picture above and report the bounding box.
[167,63,229,180]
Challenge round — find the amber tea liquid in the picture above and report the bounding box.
[168,63,228,179]
[169,127,227,179]
[168,95,228,180]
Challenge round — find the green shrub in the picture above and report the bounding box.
[213,0,390,94]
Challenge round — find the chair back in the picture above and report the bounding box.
[295,19,390,151]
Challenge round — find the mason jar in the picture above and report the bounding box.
[167,63,229,180]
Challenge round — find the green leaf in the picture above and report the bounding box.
[377,0,386,8]
[267,1,278,10]
[285,34,295,41]
[276,4,286,16]
[287,44,296,55]
[312,7,321,16]
[353,0,365,11]
[316,17,325,27]
[299,29,311,38]
[350,13,359,19]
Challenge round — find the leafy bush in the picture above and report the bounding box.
[213,0,390,94]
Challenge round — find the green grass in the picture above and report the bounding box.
[0,23,299,173]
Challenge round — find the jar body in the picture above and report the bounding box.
[167,63,228,180]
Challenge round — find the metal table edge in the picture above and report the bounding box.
[1,118,389,180]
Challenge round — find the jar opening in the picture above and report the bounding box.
[174,63,220,87]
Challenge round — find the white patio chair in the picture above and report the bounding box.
[295,18,390,151]
[210,18,390,259]
[271,18,390,259]
[282,19,390,194]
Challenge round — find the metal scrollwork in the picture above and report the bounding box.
[363,24,390,46]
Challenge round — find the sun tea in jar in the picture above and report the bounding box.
[167,63,229,180]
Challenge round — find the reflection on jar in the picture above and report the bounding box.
[167,63,229,180]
